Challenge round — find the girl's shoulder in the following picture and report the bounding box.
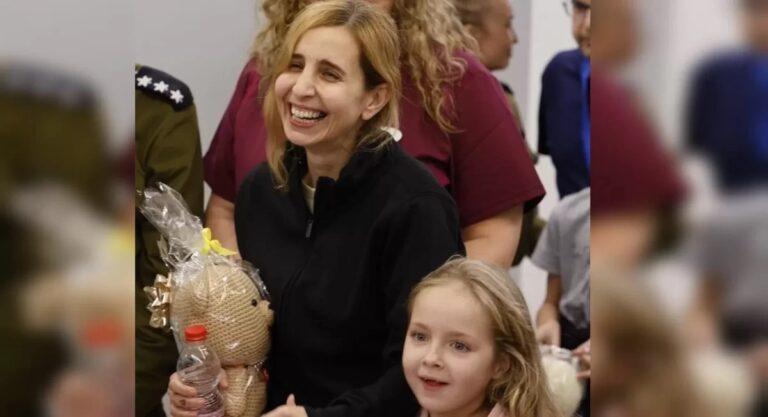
[487,403,511,417]
[417,404,509,417]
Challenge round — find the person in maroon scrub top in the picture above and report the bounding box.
[203,0,544,267]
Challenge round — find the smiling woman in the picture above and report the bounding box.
[261,3,400,189]
[166,2,464,416]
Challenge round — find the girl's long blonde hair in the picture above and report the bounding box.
[261,0,401,189]
[254,0,477,133]
[408,257,562,417]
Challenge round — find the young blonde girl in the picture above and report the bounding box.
[403,257,560,417]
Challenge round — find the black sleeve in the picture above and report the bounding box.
[538,66,551,156]
[306,193,464,417]
[685,63,710,153]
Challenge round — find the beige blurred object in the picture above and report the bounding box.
[591,274,706,417]
[540,345,583,417]
[167,261,273,417]
[10,184,134,337]
[687,350,755,417]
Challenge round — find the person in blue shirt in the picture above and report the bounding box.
[538,0,591,198]
[686,0,768,193]
[686,2,768,416]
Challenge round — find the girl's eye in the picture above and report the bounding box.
[410,331,427,342]
[451,341,470,352]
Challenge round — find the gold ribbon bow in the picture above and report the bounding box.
[144,274,173,329]
[201,227,237,256]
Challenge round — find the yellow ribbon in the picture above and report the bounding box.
[201,227,237,256]
[144,274,172,329]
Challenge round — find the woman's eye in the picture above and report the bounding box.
[322,71,340,81]
[288,62,303,71]
[451,341,470,352]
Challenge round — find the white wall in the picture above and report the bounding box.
[134,0,258,154]
[0,0,133,147]
[631,0,740,148]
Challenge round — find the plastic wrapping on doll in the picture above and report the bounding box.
[139,182,273,417]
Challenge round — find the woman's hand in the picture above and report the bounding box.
[262,394,308,417]
[167,369,228,417]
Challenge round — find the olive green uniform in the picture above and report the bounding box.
[135,65,204,417]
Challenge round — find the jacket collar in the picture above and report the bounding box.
[284,138,395,210]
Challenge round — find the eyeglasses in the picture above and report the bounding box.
[562,0,591,17]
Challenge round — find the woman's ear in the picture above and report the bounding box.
[361,84,391,121]
[465,23,483,42]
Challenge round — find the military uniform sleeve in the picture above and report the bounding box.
[531,202,563,276]
[135,65,204,285]
[305,193,463,417]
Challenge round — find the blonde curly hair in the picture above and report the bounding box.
[253,0,477,132]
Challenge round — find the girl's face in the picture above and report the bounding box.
[275,26,387,154]
[403,282,505,416]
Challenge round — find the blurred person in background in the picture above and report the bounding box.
[203,0,545,269]
[0,62,112,415]
[590,0,686,274]
[685,193,768,417]
[452,0,546,267]
[683,2,768,415]
[134,64,205,417]
[591,274,706,417]
[591,2,763,415]
[531,186,591,416]
[589,0,639,72]
[538,0,591,199]
[686,0,768,193]
[590,70,687,274]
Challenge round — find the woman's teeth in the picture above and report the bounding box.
[290,105,326,121]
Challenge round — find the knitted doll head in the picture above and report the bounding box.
[173,261,273,416]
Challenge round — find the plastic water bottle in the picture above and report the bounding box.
[177,324,225,417]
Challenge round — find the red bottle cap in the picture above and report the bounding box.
[82,320,122,347]
[184,324,208,341]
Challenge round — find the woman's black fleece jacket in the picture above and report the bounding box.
[235,142,464,417]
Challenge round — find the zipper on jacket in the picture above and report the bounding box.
[305,217,314,238]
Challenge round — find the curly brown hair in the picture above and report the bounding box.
[253,0,477,132]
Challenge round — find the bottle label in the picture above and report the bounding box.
[196,410,225,417]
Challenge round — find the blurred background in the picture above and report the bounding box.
[1,0,134,415]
